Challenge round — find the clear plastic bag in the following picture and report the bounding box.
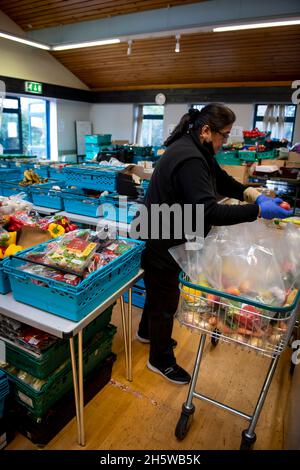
[169,221,288,307]
[169,236,204,283]
[45,229,98,274]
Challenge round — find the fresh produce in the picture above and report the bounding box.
[47,223,65,238]
[243,128,266,139]
[3,244,23,257]
[234,304,262,331]
[279,201,291,211]
[19,169,48,186]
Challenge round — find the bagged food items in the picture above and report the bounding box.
[0,193,33,217]
[45,229,98,274]
[20,263,81,286]
[170,220,293,308]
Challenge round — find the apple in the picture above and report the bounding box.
[279,201,291,211]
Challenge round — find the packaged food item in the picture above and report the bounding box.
[45,229,98,274]
[20,263,81,286]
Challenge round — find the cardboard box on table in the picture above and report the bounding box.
[220,164,249,184]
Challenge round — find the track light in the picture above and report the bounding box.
[175,34,180,53]
[213,19,300,32]
[127,40,132,56]
[0,30,50,50]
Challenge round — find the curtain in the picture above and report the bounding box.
[262,104,285,139]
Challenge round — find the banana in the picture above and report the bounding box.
[24,170,32,182]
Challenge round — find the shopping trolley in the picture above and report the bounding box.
[175,272,300,450]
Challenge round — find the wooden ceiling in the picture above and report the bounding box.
[51,26,300,90]
[0,0,299,90]
[0,0,202,31]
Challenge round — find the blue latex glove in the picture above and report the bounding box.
[258,197,293,219]
[256,194,277,205]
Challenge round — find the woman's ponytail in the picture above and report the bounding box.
[164,103,235,147]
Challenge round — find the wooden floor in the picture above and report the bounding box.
[6,301,294,451]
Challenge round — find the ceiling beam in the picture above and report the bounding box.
[26,0,300,47]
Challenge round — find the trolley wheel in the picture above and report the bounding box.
[175,404,195,441]
[211,328,221,347]
[240,430,256,451]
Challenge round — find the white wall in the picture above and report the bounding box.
[89,103,256,146]
[163,104,188,141]
[54,101,298,155]
[90,104,134,142]
[56,99,91,153]
[226,104,254,129]
[0,11,88,90]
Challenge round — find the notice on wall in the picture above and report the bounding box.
[76,121,92,156]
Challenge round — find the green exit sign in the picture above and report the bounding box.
[25,81,43,94]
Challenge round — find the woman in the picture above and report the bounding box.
[136,103,292,385]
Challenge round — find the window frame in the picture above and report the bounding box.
[26,98,50,159]
[135,104,164,146]
[253,104,297,142]
[2,96,23,154]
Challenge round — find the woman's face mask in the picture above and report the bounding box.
[202,140,215,155]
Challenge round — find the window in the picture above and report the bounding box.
[135,105,164,146]
[0,95,50,158]
[1,97,22,153]
[21,97,49,159]
[253,104,297,142]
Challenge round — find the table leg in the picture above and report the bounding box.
[78,330,85,446]
[69,337,82,445]
[120,295,129,380]
[127,287,133,382]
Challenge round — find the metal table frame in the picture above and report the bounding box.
[0,269,144,446]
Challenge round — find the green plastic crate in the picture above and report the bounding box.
[85,135,112,145]
[4,305,114,380]
[256,150,275,160]
[2,324,116,417]
[216,150,239,166]
[238,150,257,162]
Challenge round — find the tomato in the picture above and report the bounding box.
[279,201,291,211]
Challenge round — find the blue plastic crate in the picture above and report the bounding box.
[4,238,144,321]
[32,165,49,178]
[102,198,140,224]
[0,169,21,181]
[0,180,33,201]
[123,286,146,309]
[64,165,125,192]
[0,260,11,294]
[48,167,67,181]
[61,190,104,217]
[135,278,145,289]
[30,186,64,210]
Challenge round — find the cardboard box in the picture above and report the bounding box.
[112,140,130,145]
[285,162,300,169]
[221,164,249,184]
[122,164,153,181]
[288,152,300,164]
[260,159,286,167]
[18,226,52,249]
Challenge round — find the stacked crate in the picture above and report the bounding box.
[0,306,117,445]
[85,134,112,161]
